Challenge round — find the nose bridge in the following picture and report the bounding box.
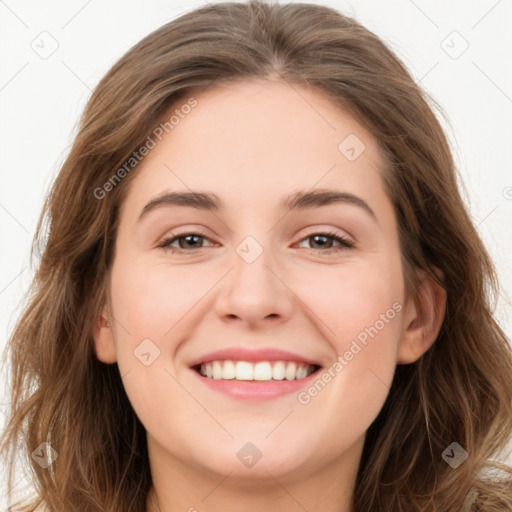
[215,232,293,322]
[232,233,277,300]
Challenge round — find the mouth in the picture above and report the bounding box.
[192,360,322,381]
[187,347,324,400]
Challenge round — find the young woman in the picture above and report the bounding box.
[2,1,511,511]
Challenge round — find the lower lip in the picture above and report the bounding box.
[190,367,320,400]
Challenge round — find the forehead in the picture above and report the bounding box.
[121,79,386,217]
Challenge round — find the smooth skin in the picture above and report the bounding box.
[93,79,446,512]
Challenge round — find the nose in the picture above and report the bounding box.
[214,240,295,327]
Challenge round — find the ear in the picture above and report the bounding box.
[397,268,447,364]
[92,303,117,364]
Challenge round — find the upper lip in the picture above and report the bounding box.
[188,347,323,368]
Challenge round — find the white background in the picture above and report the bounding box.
[1,0,511,502]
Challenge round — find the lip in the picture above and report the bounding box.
[188,347,322,367]
[187,347,323,401]
[190,365,321,401]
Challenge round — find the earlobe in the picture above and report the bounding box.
[397,268,447,365]
[92,305,117,364]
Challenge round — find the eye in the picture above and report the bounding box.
[157,231,213,253]
[157,230,354,255]
[295,231,354,254]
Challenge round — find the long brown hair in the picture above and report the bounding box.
[2,2,511,510]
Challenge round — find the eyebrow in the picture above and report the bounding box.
[137,188,377,222]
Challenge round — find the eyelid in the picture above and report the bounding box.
[296,226,354,244]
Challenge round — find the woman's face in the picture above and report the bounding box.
[94,79,417,488]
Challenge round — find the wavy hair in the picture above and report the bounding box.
[2,1,511,510]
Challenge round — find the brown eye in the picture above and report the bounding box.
[158,231,212,252]
[297,231,354,253]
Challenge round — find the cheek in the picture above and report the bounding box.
[292,262,403,445]
[294,259,403,348]
[294,259,403,411]
[107,259,207,405]
[110,257,209,340]
[107,260,209,434]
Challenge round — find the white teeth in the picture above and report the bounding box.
[285,362,297,381]
[198,360,316,381]
[254,362,272,381]
[296,366,307,379]
[212,361,223,380]
[222,360,236,379]
[236,361,253,380]
[272,361,286,380]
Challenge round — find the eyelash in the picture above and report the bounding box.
[157,230,355,255]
